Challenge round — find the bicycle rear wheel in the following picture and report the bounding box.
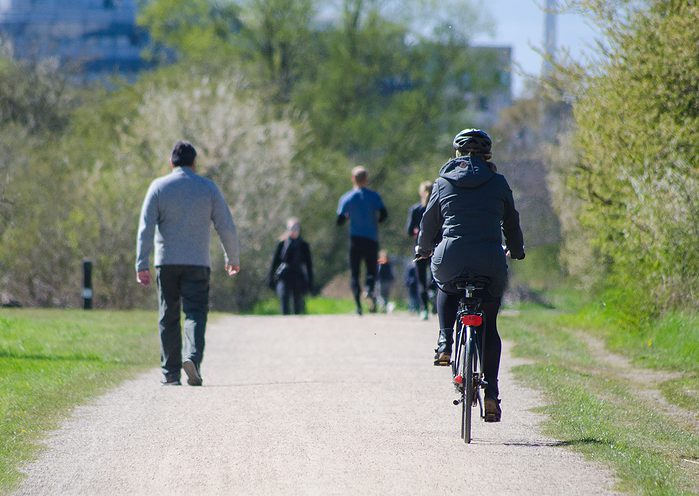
[474,332,485,420]
[452,322,463,378]
[462,327,474,443]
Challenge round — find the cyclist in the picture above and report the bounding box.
[337,166,388,315]
[416,129,524,422]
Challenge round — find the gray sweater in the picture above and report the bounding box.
[135,167,240,271]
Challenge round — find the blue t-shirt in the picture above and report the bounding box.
[337,187,385,241]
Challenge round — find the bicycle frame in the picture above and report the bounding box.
[451,279,488,443]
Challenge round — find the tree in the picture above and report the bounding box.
[560,1,699,309]
[0,58,78,305]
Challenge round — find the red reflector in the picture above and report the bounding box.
[461,314,483,326]
[454,375,463,384]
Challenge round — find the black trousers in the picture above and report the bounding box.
[156,265,210,381]
[436,287,502,400]
[415,257,430,312]
[349,236,378,305]
[276,280,305,315]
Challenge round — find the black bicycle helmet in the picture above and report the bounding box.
[452,128,492,155]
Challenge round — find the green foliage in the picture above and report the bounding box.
[1,1,510,310]
[566,2,699,310]
[508,243,565,292]
[137,0,243,63]
[0,309,157,493]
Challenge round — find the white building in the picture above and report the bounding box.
[0,0,146,78]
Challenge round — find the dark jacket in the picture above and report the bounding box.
[268,237,313,292]
[405,202,425,240]
[416,155,524,297]
[377,261,395,283]
[407,201,441,248]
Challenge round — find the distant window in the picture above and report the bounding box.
[499,71,510,86]
[478,96,489,112]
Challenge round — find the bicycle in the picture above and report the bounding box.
[450,275,490,444]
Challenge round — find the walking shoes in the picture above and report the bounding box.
[183,359,203,386]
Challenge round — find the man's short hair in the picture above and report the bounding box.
[352,166,368,184]
[171,140,197,167]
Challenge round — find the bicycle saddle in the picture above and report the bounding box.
[453,274,490,290]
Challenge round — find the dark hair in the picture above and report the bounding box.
[171,140,197,167]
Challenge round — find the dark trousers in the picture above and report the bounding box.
[276,280,305,315]
[415,257,430,312]
[349,236,378,307]
[156,265,210,380]
[436,288,502,400]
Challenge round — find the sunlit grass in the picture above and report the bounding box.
[501,305,699,495]
[248,296,358,315]
[0,309,158,494]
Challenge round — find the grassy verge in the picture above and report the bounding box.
[0,309,158,495]
[561,304,699,413]
[500,304,699,495]
[248,295,358,315]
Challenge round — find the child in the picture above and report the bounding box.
[376,250,395,313]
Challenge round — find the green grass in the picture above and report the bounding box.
[660,376,699,413]
[248,296,357,315]
[560,303,699,374]
[500,305,699,495]
[0,309,158,495]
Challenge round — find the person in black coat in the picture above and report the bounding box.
[268,217,314,315]
[416,129,525,422]
[406,180,436,320]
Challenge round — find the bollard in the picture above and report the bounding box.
[83,259,93,310]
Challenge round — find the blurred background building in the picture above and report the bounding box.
[0,0,147,79]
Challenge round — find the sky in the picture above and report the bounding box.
[470,0,602,97]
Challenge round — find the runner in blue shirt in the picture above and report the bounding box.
[337,166,388,315]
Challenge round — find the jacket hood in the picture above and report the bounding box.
[438,156,494,188]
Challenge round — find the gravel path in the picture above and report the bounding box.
[15,314,619,495]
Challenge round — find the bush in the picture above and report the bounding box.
[563,2,699,310]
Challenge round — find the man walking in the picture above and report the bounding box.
[336,166,387,315]
[135,141,240,386]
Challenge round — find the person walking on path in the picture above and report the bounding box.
[416,129,524,422]
[135,140,240,387]
[376,249,395,313]
[406,180,436,320]
[336,166,387,315]
[267,217,314,315]
[404,263,420,312]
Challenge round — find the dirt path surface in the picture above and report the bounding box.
[15,314,619,495]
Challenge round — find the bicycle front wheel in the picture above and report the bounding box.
[462,327,475,443]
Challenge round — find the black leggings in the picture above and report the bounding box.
[349,236,378,306]
[436,288,502,399]
[415,257,430,312]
